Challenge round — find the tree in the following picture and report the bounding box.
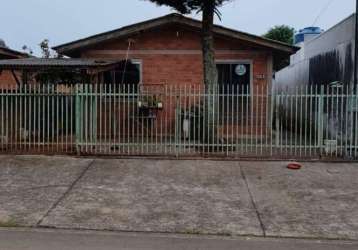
[36,40,70,84]
[263,25,295,45]
[145,0,232,147]
[39,39,52,58]
[23,39,61,58]
[264,25,295,70]
[22,45,33,55]
[145,0,231,87]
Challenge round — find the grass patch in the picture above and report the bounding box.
[0,219,19,228]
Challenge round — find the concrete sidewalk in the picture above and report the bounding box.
[0,155,357,240]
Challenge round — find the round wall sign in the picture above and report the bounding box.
[235,64,247,76]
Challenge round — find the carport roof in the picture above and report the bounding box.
[0,58,124,70]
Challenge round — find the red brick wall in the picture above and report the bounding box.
[0,24,275,147]
[82,23,272,136]
[81,24,273,137]
[0,70,19,90]
[81,25,271,87]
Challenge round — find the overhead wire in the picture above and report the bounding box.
[312,0,336,26]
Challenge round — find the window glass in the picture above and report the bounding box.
[104,61,141,92]
[217,63,251,88]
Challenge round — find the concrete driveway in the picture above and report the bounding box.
[0,155,92,226]
[0,155,357,240]
[41,159,261,236]
[241,161,358,239]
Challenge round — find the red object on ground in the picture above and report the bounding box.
[287,162,302,170]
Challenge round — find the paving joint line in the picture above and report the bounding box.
[239,163,266,237]
[36,159,95,226]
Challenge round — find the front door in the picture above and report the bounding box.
[217,62,251,125]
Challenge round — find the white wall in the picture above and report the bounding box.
[275,14,356,90]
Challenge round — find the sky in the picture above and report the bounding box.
[0,0,356,55]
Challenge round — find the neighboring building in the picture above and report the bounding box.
[275,14,356,90]
[0,39,28,89]
[274,14,357,148]
[0,39,28,60]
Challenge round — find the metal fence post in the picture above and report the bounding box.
[317,85,324,154]
[75,84,82,155]
[275,94,280,147]
[92,85,97,148]
[175,95,180,158]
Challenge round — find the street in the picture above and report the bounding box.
[0,228,357,250]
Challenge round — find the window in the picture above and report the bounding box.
[104,60,142,92]
[216,62,251,125]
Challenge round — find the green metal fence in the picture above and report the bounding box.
[0,83,357,159]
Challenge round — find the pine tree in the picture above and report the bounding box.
[146,0,233,146]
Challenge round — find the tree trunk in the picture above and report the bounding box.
[202,2,218,147]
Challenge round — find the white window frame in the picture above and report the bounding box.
[130,59,143,85]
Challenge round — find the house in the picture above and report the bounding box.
[54,14,296,86]
[0,14,298,156]
[0,39,28,89]
[0,40,27,60]
[53,13,297,139]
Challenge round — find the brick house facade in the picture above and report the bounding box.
[53,14,297,139]
[55,14,296,88]
[79,25,271,87]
